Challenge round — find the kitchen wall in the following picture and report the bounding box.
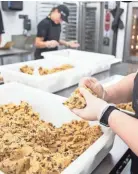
[0,1,37,45]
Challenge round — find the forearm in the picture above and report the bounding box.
[59,40,68,46]
[35,40,47,49]
[104,73,136,104]
[109,110,138,156]
[0,35,1,45]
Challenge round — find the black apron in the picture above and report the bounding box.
[131,72,138,174]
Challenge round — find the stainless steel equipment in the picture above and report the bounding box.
[79,2,101,52]
[124,2,138,62]
[36,1,60,24]
[62,2,79,42]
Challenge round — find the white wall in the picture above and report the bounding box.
[0,1,37,45]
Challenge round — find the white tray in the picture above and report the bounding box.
[0,82,115,174]
[42,49,121,67]
[0,58,92,93]
[43,50,121,77]
[0,54,116,93]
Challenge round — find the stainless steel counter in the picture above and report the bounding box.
[0,48,31,65]
[92,136,128,174]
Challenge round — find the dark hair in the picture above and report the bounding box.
[50,7,59,13]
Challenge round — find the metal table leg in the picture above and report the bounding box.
[0,57,4,65]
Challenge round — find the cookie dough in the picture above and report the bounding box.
[38,64,74,76]
[63,87,96,109]
[117,102,134,112]
[20,65,34,75]
[0,102,102,174]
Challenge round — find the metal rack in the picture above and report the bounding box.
[84,6,96,51]
[80,2,101,52]
[36,1,60,24]
[62,2,79,42]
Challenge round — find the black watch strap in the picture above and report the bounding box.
[100,106,119,127]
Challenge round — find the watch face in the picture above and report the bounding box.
[100,117,109,127]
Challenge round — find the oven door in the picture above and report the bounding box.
[124,2,138,62]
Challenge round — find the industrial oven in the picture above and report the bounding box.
[124,2,138,62]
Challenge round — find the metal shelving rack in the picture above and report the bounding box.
[62,2,79,42]
[36,1,60,24]
[80,2,101,52]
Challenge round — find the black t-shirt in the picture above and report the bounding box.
[0,10,4,34]
[131,73,138,174]
[35,17,61,59]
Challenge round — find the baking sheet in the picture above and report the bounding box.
[0,82,115,174]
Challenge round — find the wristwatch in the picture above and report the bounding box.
[99,104,119,127]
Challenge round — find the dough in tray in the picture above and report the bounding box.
[0,101,102,174]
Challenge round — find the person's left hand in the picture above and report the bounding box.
[72,88,108,121]
[67,41,80,48]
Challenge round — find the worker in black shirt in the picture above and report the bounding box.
[0,9,4,45]
[35,5,79,60]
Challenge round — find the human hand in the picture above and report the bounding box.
[66,41,80,48]
[46,40,59,48]
[79,77,107,100]
[72,88,108,121]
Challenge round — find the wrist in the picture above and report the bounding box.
[45,41,52,48]
[45,41,49,48]
[65,42,70,47]
[103,90,109,102]
[97,101,109,120]
[99,104,119,127]
[108,109,121,126]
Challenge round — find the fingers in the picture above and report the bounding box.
[72,108,85,117]
[72,108,89,120]
[69,42,80,48]
[89,78,100,89]
[79,87,95,105]
[79,77,91,88]
[79,77,99,90]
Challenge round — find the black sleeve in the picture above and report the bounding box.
[0,10,4,34]
[37,20,49,38]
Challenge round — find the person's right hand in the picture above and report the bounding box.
[45,40,59,48]
[79,77,107,100]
